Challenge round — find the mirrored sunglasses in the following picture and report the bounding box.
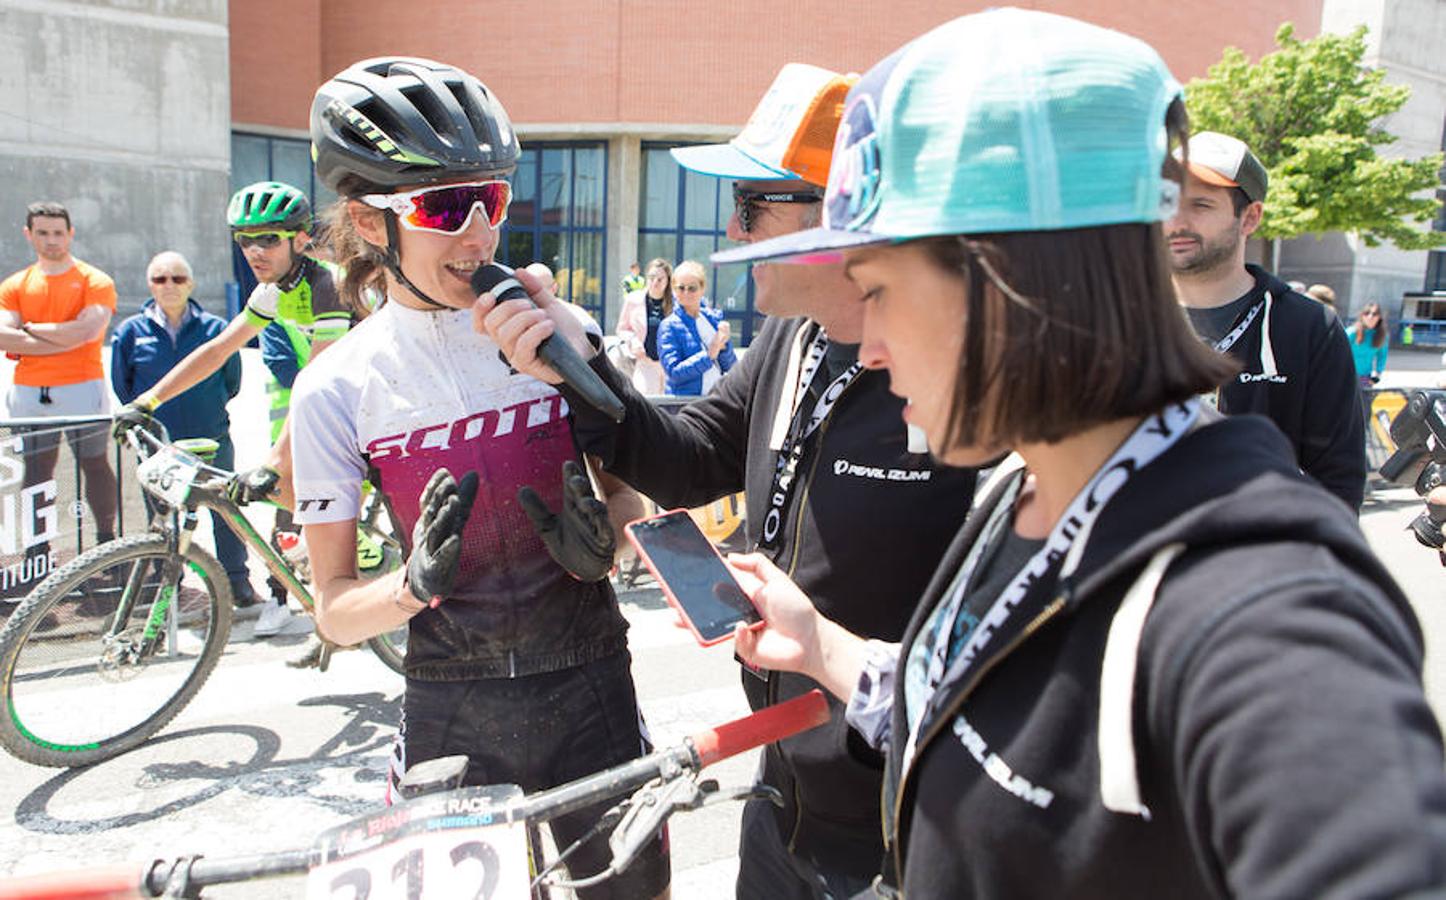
[732,184,823,234]
[361,181,512,235]
[233,231,297,250]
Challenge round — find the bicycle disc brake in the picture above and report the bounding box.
[98,628,150,682]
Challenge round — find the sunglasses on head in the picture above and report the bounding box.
[360,180,512,235]
[732,184,823,234]
[149,274,190,285]
[232,231,297,250]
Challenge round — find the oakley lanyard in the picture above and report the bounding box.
[901,399,1201,772]
[1204,293,1268,409]
[758,327,864,551]
[1213,295,1266,354]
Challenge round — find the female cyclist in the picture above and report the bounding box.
[289,56,669,900]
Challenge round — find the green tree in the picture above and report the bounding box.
[1185,23,1445,259]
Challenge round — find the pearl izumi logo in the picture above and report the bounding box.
[1238,371,1288,384]
[831,459,933,482]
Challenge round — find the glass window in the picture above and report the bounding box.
[495,142,608,322]
[684,169,720,232]
[572,231,604,308]
[639,145,758,344]
[574,148,605,229]
[231,135,269,192]
[506,231,534,269]
[641,150,679,230]
[638,234,678,273]
[271,142,313,202]
[511,152,538,227]
[541,148,571,228]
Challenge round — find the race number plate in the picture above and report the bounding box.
[135,445,202,508]
[307,784,531,900]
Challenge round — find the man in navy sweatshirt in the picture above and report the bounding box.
[110,250,252,605]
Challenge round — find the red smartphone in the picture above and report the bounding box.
[625,509,763,646]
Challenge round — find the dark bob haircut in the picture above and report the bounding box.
[917,222,1238,450]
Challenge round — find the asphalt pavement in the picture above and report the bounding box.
[0,346,1441,897]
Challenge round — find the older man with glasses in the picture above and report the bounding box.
[476,63,981,899]
[111,251,253,606]
[113,181,358,637]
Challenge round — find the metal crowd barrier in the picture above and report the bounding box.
[0,413,149,604]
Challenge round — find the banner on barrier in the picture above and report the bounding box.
[0,416,148,604]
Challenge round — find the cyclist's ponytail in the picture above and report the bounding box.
[322,200,387,316]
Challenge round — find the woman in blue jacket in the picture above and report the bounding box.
[658,260,736,396]
[111,251,251,605]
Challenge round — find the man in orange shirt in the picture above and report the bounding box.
[0,202,119,561]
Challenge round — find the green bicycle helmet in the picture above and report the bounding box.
[227,181,312,232]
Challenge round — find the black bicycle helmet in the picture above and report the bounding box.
[311,56,520,197]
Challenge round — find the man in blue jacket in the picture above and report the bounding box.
[111,251,252,605]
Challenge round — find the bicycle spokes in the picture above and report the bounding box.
[1,541,229,763]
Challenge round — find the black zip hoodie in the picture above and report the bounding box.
[1212,265,1365,511]
[882,413,1446,898]
[560,315,978,876]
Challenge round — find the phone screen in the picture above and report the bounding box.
[627,511,760,642]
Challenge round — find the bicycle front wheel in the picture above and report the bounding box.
[365,626,407,675]
[0,534,233,767]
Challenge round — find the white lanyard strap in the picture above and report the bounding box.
[1213,294,1266,354]
[759,328,864,549]
[902,400,1201,771]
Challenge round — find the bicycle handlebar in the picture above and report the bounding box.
[0,691,831,899]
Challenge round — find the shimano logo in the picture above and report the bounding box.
[366,394,567,461]
[831,458,933,483]
[1238,372,1288,384]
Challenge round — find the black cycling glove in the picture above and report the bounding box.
[112,402,156,443]
[406,468,479,606]
[518,460,615,582]
[226,465,281,505]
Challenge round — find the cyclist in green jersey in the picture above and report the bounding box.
[114,181,359,635]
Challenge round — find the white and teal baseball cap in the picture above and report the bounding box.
[714,8,1183,265]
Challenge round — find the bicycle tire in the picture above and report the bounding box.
[365,627,407,676]
[0,534,233,767]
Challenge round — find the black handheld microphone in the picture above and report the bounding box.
[472,264,625,423]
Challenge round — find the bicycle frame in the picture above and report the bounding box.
[0,691,832,900]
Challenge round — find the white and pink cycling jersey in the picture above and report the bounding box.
[290,298,628,679]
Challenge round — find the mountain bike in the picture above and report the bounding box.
[0,425,404,768]
[0,691,830,899]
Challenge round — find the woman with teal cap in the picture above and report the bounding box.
[714,8,1446,898]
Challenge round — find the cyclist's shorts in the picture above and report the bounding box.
[395,651,670,900]
[5,380,110,458]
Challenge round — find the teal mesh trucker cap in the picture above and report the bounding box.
[714,7,1183,266]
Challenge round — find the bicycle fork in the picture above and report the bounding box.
[104,513,199,671]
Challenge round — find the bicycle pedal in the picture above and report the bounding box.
[287,640,327,669]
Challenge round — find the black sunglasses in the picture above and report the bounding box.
[732,185,823,234]
[149,275,190,285]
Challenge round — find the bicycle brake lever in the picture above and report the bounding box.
[701,781,784,809]
[607,774,712,874]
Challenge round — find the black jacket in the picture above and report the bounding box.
[561,315,978,875]
[883,413,1446,898]
[1214,266,1365,511]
